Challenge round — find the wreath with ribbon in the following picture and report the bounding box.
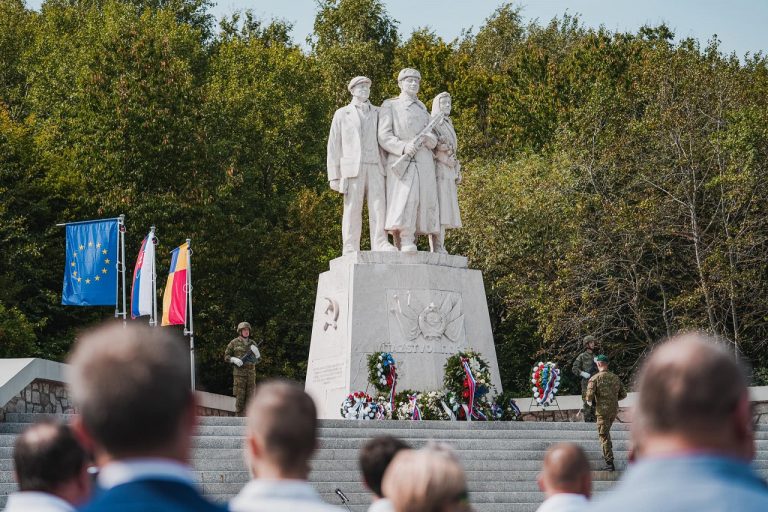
[490,391,523,421]
[340,391,385,420]
[531,361,560,406]
[368,352,398,413]
[443,350,493,421]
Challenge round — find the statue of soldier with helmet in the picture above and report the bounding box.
[224,321,261,416]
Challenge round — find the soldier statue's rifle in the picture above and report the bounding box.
[390,111,445,178]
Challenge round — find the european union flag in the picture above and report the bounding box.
[62,219,119,306]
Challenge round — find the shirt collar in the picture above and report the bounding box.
[624,453,760,484]
[537,493,588,512]
[368,498,395,512]
[98,458,195,490]
[230,479,322,506]
[4,491,76,512]
[398,92,419,106]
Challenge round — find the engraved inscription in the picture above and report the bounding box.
[379,341,458,355]
[312,361,345,386]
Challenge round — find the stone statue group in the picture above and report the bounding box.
[327,68,462,255]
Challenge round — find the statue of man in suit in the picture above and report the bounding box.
[327,76,397,255]
[378,68,441,253]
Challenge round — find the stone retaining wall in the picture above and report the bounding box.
[197,406,235,417]
[0,378,236,421]
[0,379,75,422]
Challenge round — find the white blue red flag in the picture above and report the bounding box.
[130,231,155,319]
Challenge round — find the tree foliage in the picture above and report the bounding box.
[1,0,767,394]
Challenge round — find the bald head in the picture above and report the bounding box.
[14,421,88,499]
[246,379,317,477]
[634,333,752,457]
[538,443,591,497]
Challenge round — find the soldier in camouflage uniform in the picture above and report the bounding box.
[224,321,261,416]
[586,354,627,471]
[572,335,598,422]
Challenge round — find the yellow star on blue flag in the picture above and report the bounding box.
[62,219,118,306]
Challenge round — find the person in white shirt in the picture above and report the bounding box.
[229,379,343,512]
[4,420,91,512]
[359,436,409,512]
[382,446,471,512]
[535,443,591,512]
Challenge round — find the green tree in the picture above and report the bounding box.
[311,0,399,107]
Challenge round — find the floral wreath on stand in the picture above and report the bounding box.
[444,349,494,420]
[340,391,385,420]
[531,361,560,406]
[368,352,398,416]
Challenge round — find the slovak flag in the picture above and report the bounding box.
[130,230,155,319]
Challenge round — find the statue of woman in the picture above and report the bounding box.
[430,92,462,254]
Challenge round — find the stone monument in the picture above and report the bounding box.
[306,70,502,419]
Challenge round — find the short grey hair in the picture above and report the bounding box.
[68,322,192,457]
[246,379,317,474]
[635,332,747,436]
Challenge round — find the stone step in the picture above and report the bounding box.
[0,422,636,439]
[2,412,630,430]
[4,411,768,512]
[9,412,768,434]
[189,457,621,472]
[321,503,539,512]
[0,435,645,450]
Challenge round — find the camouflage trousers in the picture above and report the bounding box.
[581,380,596,422]
[597,413,616,465]
[233,370,256,416]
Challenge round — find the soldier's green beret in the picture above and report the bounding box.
[594,354,609,363]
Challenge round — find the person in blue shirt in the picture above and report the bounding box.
[590,333,768,512]
[68,322,226,512]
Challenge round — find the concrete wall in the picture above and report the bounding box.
[0,358,236,420]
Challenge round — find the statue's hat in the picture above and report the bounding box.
[397,68,421,81]
[347,76,371,92]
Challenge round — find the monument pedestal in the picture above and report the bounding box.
[305,251,502,419]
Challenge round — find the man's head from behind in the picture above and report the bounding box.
[14,420,90,505]
[634,332,753,459]
[537,443,591,498]
[68,322,195,461]
[359,436,409,498]
[245,379,317,479]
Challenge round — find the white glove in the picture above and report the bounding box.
[250,344,261,361]
[580,371,591,379]
[230,357,243,367]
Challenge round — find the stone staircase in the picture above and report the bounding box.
[1,413,767,511]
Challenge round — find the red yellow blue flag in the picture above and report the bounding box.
[161,242,189,326]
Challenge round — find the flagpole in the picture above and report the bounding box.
[149,226,158,327]
[118,215,127,325]
[184,238,195,391]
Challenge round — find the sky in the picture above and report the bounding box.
[23,0,768,57]
[217,0,768,57]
